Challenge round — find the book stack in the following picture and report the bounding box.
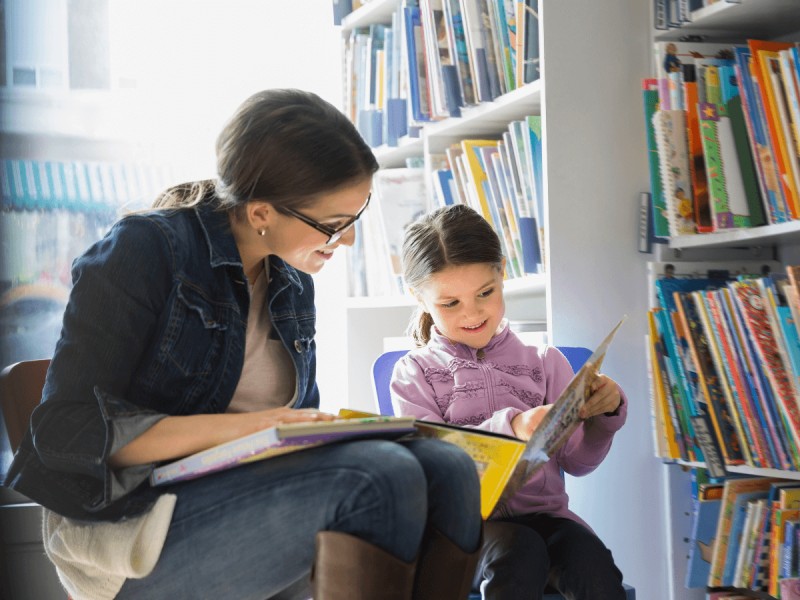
[647,265,800,472]
[341,0,541,148]
[642,39,800,239]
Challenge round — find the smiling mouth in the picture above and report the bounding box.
[462,320,487,331]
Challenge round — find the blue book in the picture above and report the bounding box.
[722,490,769,586]
[686,489,723,588]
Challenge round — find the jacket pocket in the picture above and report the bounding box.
[161,282,231,377]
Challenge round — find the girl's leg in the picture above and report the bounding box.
[117,439,428,600]
[521,514,626,600]
[474,520,549,600]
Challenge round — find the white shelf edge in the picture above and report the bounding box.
[345,273,545,309]
[668,220,800,250]
[654,0,800,41]
[340,0,397,32]
[661,458,800,481]
[424,81,542,140]
[373,136,425,168]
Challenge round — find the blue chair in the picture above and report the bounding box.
[371,346,636,600]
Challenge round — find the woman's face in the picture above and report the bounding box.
[267,178,372,275]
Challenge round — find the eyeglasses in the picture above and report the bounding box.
[281,193,371,245]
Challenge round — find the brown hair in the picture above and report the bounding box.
[402,204,503,346]
[153,89,379,213]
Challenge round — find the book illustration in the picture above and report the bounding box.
[150,415,417,486]
[652,110,697,236]
[492,317,626,513]
[697,102,752,230]
[653,41,737,111]
[686,484,724,588]
[642,79,671,239]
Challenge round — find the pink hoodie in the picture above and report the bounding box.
[390,321,627,528]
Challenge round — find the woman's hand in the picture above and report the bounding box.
[511,405,553,441]
[578,374,621,420]
[238,407,336,438]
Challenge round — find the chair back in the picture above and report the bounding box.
[371,346,592,417]
[0,359,50,453]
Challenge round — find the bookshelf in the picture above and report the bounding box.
[649,2,800,599]
[337,1,658,597]
[338,0,550,413]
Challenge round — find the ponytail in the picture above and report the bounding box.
[409,309,434,348]
[152,180,217,209]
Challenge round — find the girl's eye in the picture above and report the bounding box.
[441,300,459,309]
[478,287,495,298]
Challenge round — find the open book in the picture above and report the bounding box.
[346,317,626,519]
[150,415,416,486]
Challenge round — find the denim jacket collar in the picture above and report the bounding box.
[194,203,304,294]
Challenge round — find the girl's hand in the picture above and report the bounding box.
[511,405,553,441]
[579,374,621,420]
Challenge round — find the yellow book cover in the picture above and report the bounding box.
[338,408,525,519]
[708,477,781,587]
[646,310,680,460]
[415,421,525,519]
[460,139,501,221]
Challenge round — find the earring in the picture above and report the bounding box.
[258,229,266,236]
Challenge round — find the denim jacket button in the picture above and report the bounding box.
[294,340,303,353]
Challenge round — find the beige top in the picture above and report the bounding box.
[227,264,297,412]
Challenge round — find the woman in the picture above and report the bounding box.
[5,89,482,600]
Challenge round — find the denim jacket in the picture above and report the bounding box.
[4,202,319,521]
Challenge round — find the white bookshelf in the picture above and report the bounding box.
[649,5,800,599]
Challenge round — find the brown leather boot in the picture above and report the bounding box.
[413,527,482,600]
[311,531,416,600]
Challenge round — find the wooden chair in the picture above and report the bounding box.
[0,359,50,457]
[371,349,636,600]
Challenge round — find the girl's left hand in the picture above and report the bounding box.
[578,374,621,420]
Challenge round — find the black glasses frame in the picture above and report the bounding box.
[281,193,371,245]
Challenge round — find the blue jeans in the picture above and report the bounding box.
[117,438,481,600]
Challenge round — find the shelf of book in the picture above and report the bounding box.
[669,221,800,250]
[646,3,800,597]
[372,135,425,168]
[654,0,800,42]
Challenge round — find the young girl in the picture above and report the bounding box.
[391,204,628,600]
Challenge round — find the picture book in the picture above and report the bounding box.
[686,483,724,588]
[371,168,428,289]
[150,415,417,486]
[709,477,782,587]
[653,41,737,111]
[733,46,791,225]
[674,291,745,466]
[722,490,770,586]
[652,109,697,236]
[749,39,800,220]
[642,78,671,239]
[493,317,626,513]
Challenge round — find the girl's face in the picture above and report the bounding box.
[266,178,372,275]
[415,262,506,350]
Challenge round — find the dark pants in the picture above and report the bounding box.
[473,514,626,600]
